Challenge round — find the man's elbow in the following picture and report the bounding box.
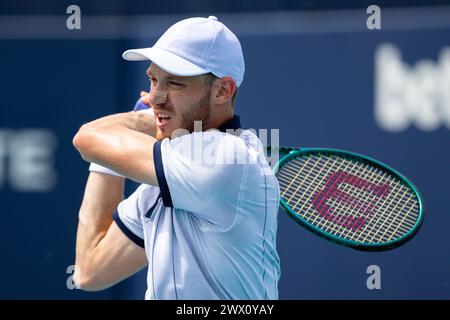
[73,124,96,161]
[73,269,110,292]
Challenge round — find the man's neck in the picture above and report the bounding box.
[205,107,234,131]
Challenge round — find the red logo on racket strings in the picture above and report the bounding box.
[312,171,391,230]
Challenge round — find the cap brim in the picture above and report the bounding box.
[122,47,209,77]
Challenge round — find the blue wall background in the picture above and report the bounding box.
[0,3,449,299]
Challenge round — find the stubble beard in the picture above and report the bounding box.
[157,90,212,140]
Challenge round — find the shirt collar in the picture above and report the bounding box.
[217,115,242,132]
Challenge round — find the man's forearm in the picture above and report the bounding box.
[73,110,159,186]
[83,111,157,137]
[75,172,125,283]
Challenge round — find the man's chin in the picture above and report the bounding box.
[155,129,169,140]
[156,127,178,140]
[156,122,196,140]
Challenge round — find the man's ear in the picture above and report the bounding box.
[211,77,236,105]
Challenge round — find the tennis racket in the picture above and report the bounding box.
[269,146,424,251]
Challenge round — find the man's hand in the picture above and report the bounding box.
[134,91,151,111]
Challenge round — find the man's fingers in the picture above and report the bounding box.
[140,91,150,105]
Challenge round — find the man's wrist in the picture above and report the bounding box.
[134,108,157,136]
[89,162,124,177]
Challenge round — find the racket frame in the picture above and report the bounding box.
[273,147,424,251]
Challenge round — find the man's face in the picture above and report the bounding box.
[146,63,212,140]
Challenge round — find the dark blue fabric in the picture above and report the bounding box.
[217,115,242,132]
[112,211,145,248]
[153,140,173,207]
[145,193,161,218]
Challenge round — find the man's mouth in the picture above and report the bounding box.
[155,112,172,128]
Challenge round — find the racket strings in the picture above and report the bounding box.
[279,157,418,243]
[279,156,418,243]
[277,153,420,245]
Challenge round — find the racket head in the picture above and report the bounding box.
[274,148,424,251]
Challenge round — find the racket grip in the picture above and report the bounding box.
[133,98,149,111]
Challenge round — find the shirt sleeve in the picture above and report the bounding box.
[153,131,248,228]
[112,185,146,248]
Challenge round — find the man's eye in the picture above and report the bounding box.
[170,81,184,87]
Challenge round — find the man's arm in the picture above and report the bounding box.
[74,173,147,290]
[73,109,155,290]
[73,111,159,186]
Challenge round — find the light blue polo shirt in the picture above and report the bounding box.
[113,116,281,300]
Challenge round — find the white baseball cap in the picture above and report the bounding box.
[122,16,245,87]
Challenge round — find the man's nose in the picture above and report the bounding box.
[149,87,168,106]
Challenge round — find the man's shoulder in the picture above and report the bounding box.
[167,129,258,150]
[134,183,160,198]
[160,127,272,170]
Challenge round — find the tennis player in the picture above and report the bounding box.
[72,16,281,299]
